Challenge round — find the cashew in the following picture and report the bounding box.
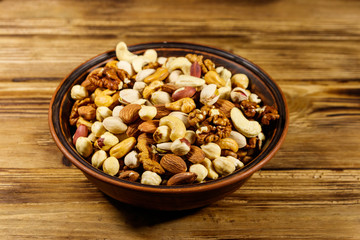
[184,130,196,144]
[204,71,226,88]
[132,56,149,73]
[135,69,156,82]
[168,57,192,75]
[168,70,182,84]
[115,41,137,63]
[165,97,196,113]
[157,56,167,65]
[219,68,232,82]
[226,156,244,169]
[230,107,262,138]
[217,86,231,100]
[133,82,147,94]
[159,116,186,141]
[156,142,172,152]
[201,158,218,180]
[189,164,208,182]
[217,137,239,152]
[142,80,164,99]
[116,60,134,76]
[169,111,190,128]
[175,75,205,88]
[144,67,169,84]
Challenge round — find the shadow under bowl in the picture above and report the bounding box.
[49,42,289,211]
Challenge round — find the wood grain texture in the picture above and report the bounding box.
[0,0,359,239]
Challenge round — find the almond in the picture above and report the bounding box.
[214,99,235,118]
[154,104,172,119]
[126,120,142,137]
[118,170,140,182]
[186,146,205,164]
[160,154,187,174]
[160,84,178,94]
[138,120,159,133]
[119,104,141,124]
[167,172,197,186]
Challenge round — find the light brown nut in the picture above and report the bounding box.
[151,91,172,105]
[142,80,164,99]
[119,104,141,124]
[168,57,192,75]
[76,117,93,130]
[213,157,236,176]
[126,120,142,137]
[138,120,159,133]
[167,172,197,186]
[184,130,196,144]
[109,137,136,159]
[172,87,196,101]
[78,105,96,120]
[118,170,140,182]
[170,138,191,156]
[217,138,239,153]
[165,97,196,114]
[231,73,249,89]
[160,154,187,174]
[102,116,127,134]
[204,71,226,88]
[102,156,120,176]
[186,146,206,164]
[189,164,208,182]
[154,104,172,119]
[226,156,244,169]
[141,171,162,185]
[201,158,219,180]
[169,111,190,128]
[214,99,235,118]
[175,75,205,88]
[75,137,93,158]
[144,67,169,84]
[95,94,113,108]
[91,150,107,168]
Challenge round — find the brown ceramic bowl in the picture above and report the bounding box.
[49,42,288,211]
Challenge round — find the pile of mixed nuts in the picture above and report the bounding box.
[70,41,279,186]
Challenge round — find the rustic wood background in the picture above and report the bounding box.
[0,0,359,239]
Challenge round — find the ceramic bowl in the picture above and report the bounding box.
[49,42,288,211]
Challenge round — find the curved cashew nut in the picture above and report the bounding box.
[132,56,149,73]
[159,116,186,141]
[168,57,192,75]
[116,42,137,63]
[143,49,157,63]
[230,107,262,138]
[165,97,196,113]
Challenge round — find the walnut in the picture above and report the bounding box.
[87,66,130,90]
[69,98,93,126]
[240,100,258,118]
[185,54,215,74]
[260,105,280,125]
[189,106,232,145]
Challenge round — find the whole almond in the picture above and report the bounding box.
[118,170,140,182]
[138,120,159,133]
[126,120,142,137]
[186,146,205,164]
[119,104,141,124]
[160,154,187,174]
[214,99,235,118]
[154,104,172,119]
[167,172,197,186]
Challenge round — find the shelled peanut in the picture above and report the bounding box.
[69,41,280,186]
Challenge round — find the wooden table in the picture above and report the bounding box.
[1,0,359,239]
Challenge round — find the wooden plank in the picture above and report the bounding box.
[0,169,359,239]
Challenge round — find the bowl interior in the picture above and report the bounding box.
[49,42,288,190]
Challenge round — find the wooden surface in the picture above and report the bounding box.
[0,0,359,239]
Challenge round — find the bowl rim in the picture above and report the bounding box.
[49,41,289,193]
